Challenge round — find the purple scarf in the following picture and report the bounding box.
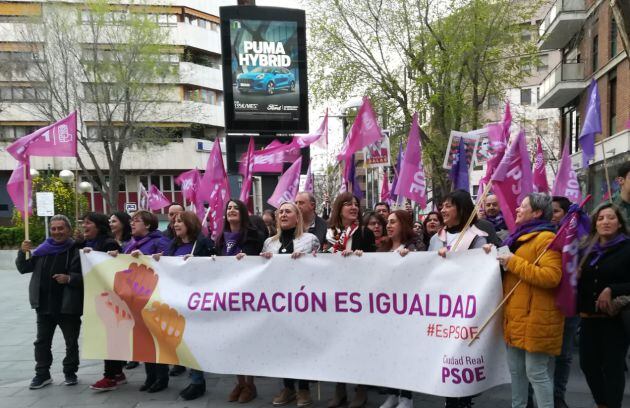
[222,231,242,256]
[124,230,163,254]
[588,234,629,266]
[486,213,507,231]
[502,219,555,249]
[32,238,75,257]
[167,242,194,257]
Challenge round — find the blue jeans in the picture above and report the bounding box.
[554,316,579,399]
[190,369,205,385]
[507,346,554,408]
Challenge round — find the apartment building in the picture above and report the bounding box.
[0,0,235,224]
[537,0,630,203]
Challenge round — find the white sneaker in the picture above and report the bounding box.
[379,395,399,408]
[397,396,413,408]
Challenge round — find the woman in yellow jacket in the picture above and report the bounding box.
[493,193,563,408]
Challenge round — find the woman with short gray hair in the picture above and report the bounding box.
[489,193,563,408]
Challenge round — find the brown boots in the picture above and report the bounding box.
[328,383,367,408]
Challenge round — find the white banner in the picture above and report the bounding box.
[80,249,509,397]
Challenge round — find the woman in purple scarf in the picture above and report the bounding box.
[577,203,630,408]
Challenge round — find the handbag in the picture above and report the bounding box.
[611,295,630,339]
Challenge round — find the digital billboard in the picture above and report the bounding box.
[220,6,308,133]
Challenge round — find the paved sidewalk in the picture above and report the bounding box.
[0,251,627,408]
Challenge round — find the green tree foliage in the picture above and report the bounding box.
[12,175,88,245]
[307,0,542,201]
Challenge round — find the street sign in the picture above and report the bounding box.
[125,202,138,213]
[36,192,54,217]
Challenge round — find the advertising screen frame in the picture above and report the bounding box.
[220,6,309,134]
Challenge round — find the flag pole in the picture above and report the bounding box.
[23,160,30,259]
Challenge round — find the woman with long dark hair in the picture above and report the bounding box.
[217,199,265,403]
[578,203,630,408]
[422,211,443,248]
[326,192,375,408]
[109,211,131,247]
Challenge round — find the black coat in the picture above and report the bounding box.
[76,235,121,252]
[16,246,83,315]
[308,216,328,249]
[217,225,265,256]
[578,239,630,314]
[350,227,376,252]
[165,235,217,257]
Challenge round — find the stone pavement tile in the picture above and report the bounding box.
[0,385,22,397]
[27,390,112,408]
[0,395,42,408]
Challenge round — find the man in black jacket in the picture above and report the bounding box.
[16,214,82,389]
[295,192,327,247]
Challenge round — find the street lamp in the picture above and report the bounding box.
[78,181,92,193]
[59,169,74,184]
[30,168,40,178]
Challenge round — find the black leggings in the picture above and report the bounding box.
[284,378,309,390]
[579,317,628,408]
[386,388,412,399]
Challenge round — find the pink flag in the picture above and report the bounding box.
[380,169,391,203]
[532,137,549,193]
[198,140,231,240]
[304,162,314,193]
[7,112,77,162]
[268,157,303,208]
[393,113,427,208]
[490,129,533,232]
[337,97,382,161]
[480,104,511,186]
[7,161,32,216]
[245,140,301,173]
[239,137,255,203]
[294,110,328,149]
[147,185,171,211]
[138,182,149,210]
[552,143,582,203]
[175,169,200,202]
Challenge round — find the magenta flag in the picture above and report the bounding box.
[137,182,149,210]
[552,143,582,203]
[490,129,533,232]
[480,104,511,186]
[394,113,427,208]
[244,140,301,173]
[380,169,391,204]
[304,162,314,193]
[175,169,200,202]
[147,185,171,211]
[578,80,600,167]
[239,137,255,203]
[337,97,382,161]
[7,161,32,216]
[295,111,328,149]
[7,112,77,162]
[198,140,231,240]
[548,201,591,316]
[268,157,303,208]
[532,137,549,193]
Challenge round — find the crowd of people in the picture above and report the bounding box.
[14,162,630,408]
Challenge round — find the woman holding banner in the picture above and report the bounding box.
[216,199,265,403]
[326,192,376,408]
[378,209,423,408]
[492,193,562,408]
[428,190,487,408]
[363,211,387,250]
[260,202,319,407]
[421,211,443,248]
[578,203,630,408]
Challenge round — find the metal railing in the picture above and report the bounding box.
[539,0,586,37]
[537,60,584,100]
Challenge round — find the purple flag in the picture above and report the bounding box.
[552,143,582,203]
[304,162,314,193]
[147,185,171,211]
[533,137,550,193]
[175,169,200,202]
[393,113,427,208]
[449,137,470,192]
[199,140,231,239]
[491,129,533,232]
[268,157,303,208]
[381,169,391,204]
[390,139,404,203]
[481,104,511,186]
[7,161,32,216]
[239,137,255,203]
[548,202,591,316]
[337,97,382,161]
[578,80,600,167]
[7,112,77,162]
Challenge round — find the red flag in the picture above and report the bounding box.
[7,112,77,162]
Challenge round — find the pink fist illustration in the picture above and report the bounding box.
[95,291,134,360]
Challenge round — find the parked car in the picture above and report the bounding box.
[236,67,296,95]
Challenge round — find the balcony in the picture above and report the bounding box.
[537,61,586,109]
[178,62,223,90]
[169,22,221,54]
[538,0,587,50]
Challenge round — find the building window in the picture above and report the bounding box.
[0,125,39,140]
[487,94,499,109]
[0,85,49,102]
[537,54,549,72]
[609,69,617,136]
[520,88,531,105]
[562,106,580,154]
[184,86,219,104]
[591,34,598,73]
[609,18,617,58]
